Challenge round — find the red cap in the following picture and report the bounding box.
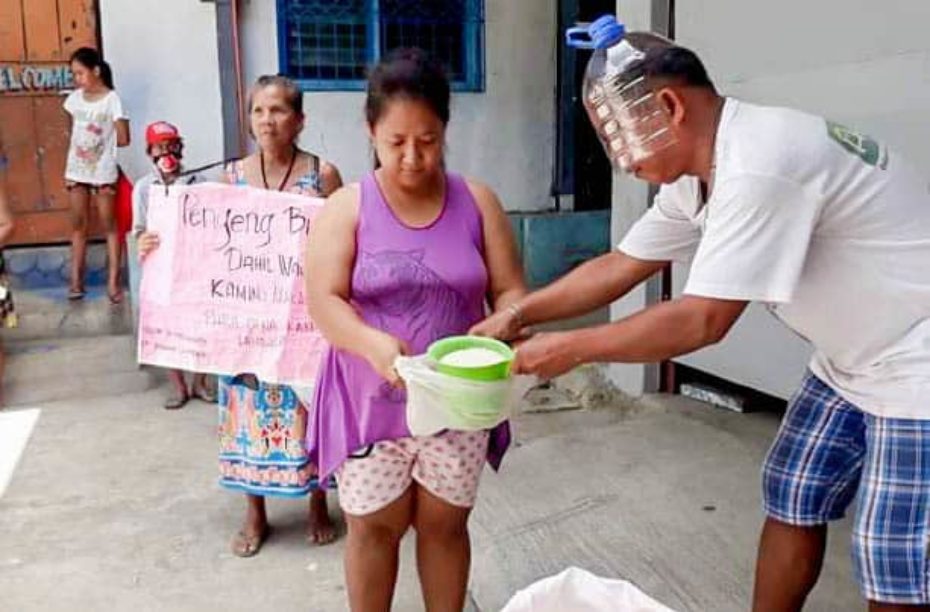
[145,121,181,146]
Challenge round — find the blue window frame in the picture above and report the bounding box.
[277,0,485,92]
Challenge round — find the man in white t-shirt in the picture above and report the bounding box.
[473,36,930,611]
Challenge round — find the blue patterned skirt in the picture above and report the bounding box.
[218,377,319,497]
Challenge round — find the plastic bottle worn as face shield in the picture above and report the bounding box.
[567,16,678,172]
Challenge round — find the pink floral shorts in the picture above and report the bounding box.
[336,429,490,516]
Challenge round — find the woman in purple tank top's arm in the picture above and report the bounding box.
[305,49,526,611]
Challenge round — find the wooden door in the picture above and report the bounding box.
[0,0,98,245]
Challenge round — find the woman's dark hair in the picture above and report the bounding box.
[70,47,114,89]
[248,74,303,116]
[365,48,450,129]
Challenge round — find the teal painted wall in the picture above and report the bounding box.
[508,210,611,287]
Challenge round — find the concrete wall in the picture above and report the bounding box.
[676,0,930,170]
[670,1,930,399]
[239,0,557,211]
[606,0,663,395]
[100,0,557,209]
[98,0,224,182]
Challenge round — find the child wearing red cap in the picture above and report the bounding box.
[131,121,216,409]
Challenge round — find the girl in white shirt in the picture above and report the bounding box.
[64,47,130,303]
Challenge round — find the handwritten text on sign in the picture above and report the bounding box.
[138,182,326,385]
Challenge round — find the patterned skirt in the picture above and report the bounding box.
[218,377,319,497]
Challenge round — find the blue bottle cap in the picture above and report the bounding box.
[565,14,626,50]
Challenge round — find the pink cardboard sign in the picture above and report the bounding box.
[138,182,326,385]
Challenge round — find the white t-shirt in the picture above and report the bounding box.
[63,90,127,185]
[619,98,930,419]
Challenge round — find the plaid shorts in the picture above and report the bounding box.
[763,372,930,604]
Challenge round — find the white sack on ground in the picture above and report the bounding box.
[501,567,678,612]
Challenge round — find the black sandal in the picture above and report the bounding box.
[164,392,189,410]
[231,526,271,558]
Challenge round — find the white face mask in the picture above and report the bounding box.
[151,140,183,178]
[154,154,180,174]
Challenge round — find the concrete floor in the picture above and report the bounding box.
[0,384,862,611]
[470,398,861,611]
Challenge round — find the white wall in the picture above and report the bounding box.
[671,1,930,399]
[239,0,557,211]
[99,0,556,205]
[99,0,224,182]
[676,0,930,171]
[606,0,663,395]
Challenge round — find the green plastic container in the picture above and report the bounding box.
[427,336,514,382]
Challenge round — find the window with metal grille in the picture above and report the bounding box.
[277,0,485,91]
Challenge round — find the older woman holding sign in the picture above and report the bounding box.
[140,75,342,556]
[219,75,344,556]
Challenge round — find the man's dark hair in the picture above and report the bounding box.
[623,34,716,91]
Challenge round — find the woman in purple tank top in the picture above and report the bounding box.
[306,49,526,611]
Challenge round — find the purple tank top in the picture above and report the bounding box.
[307,172,511,481]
